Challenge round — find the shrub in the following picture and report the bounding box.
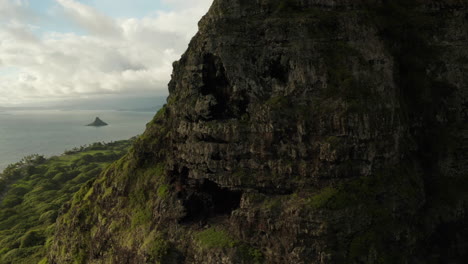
[147,236,170,262]
[39,210,58,224]
[195,228,236,249]
[20,230,45,248]
[81,154,94,163]
[79,164,98,172]
[9,185,31,196]
[52,172,67,182]
[38,257,49,264]
[2,195,23,208]
[131,208,152,228]
[307,186,338,209]
[237,244,264,264]
[157,185,169,199]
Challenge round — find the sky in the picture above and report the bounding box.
[0,0,213,107]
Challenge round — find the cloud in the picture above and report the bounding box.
[0,0,37,23]
[0,0,213,106]
[56,0,121,37]
[161,0,212,9]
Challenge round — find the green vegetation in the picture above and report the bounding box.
[196,227,264,263]
[131,208,152,228]
[237,244,264,264]
[125,163,167,229]
[0,140,132,264]
[50,154,172,262]
[143,233,170,263]
[195,228,236,249]
[157,184,169,199]
[307,186,338,209]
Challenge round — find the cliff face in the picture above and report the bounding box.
[49,0,467,263]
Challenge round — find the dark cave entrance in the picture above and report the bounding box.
[180,178,242,223]
[201,53,232,119]
[268,57,289,84]
[202,179,242,215]
[199,53,249,120]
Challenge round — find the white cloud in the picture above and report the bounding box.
[161,0,212,9]
[0,0,213,106]
[56,0,121,37]
[0,0,37,23]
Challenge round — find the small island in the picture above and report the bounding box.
[86,117,108,127]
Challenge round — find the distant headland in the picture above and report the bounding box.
[87,117,108,127]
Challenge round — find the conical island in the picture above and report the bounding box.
[86,117,108,127]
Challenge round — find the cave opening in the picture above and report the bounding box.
[200,179,242,215]
[267,57,289,84]
[180,178,242,223]
[200,53,237,120]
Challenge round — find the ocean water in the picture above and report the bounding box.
[0,110,155,172]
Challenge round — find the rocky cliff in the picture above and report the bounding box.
[48,0,467,263]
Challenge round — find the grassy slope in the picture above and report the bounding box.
[0,140,132,264]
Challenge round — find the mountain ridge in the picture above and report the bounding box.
[48,0,467,263]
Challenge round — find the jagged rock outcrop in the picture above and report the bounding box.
[87,117,108,127]
[49,0,467,263]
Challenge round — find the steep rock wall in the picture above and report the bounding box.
[49,0,467,263]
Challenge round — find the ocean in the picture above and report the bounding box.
[0,110,155,172]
